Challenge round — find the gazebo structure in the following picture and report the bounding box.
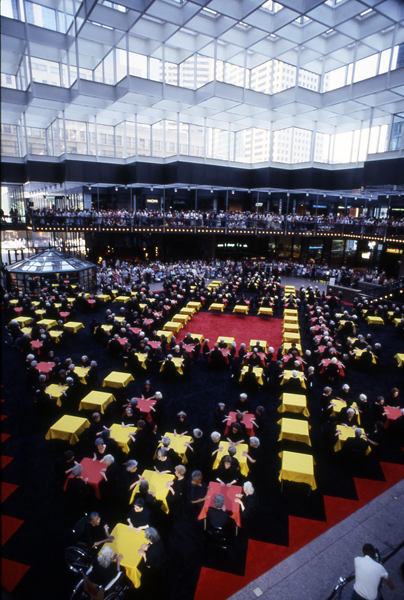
[7,249,97,293]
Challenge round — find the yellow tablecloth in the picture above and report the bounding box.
[213,442,249,477]
[45,384,68,407]
[284,309,298,316]
[129,470,175,513]
[284,287,296,292]
[209,303,225,312]
[248,340,267,352]
[21,327,32,337]
[211,280,222,286]
[103,524,147,588]
[188,333,204,343]
[330,400,361,424]
[279,451,316,490]
[102,371,134,388]
[283,331,301,343]
[158,432,192,464]
[111,290,119,295]
[37,319,57,329]
[66,297,76,303]
[49,330,62,342]
[257,307,273,316]
[12,316,32,326]
[109,423,137,453]
[283,323,300,332]
[282,344,302,355]
[64,321,85,333]
[180,307,196,316]
[10,299,19,305]
[240,366,264,385]
[45,415,90,444]
[278,393,309,417]
[114,316,125,323]
[393,318,404,326]
[172,314,191,324]
[278,418,311,446]
[395,353,404,367]
[281,371,306,389]
[216,336,235,348]
[187,302,202,310]
[353,349,377,364]
[233,305,249,314]
[163,321,183,333]
[283,316,298,324]
[101,324,113,332]
[135,353,148,370]
[366,316,384,325]
[334,426,371,454]
[73,366,90,384]
[35,309,46,317]
[156,330,172,339]
[97,294,111,302]
[160,358,184,375]
[79,390,116,413]
[114,296,131,303]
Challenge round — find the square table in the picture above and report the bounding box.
[187,302,202,310]
[187,333,204,343]
[284,309,298,316]
[160,357,184,375]
[394,354,404,367]
[66,298,76,304]
[278,418,311,446]
[209,303,225,312]
[384,406,403,428]
[114,317,125,324]
[37,319,57,329]
[36,361,55,376]
[163,321,183,333]
[330,399,360,424]
[45,384,68,407]
[281,371,307,389]
[283,331,301,343]
[64,457,103,499]
[257,307,273,316]
[240,366,264,386]
[73,366,90,384]
[198,482,242,527]
[365,316,384,325]
[102,524,147,588]
[35,309,46,317]
[224,412,255,437]
[283,323,300,332]
[248,340,267,352]
[282,344,302,355]
[101,324,113,333]
[156,330,173,340]
[21,327,32,337]
[45,415,90,444]
[180,307,196,316]
[213,441,249,477]
[334,426,371,454]
[158,432,193,464]
[102,371,134,388]
[233,305,249,314]
[79,390,116,413]
[97,294,111,302]
[216,336,235,348]
[12,316,32,326]
[278,393,309,417]
[10,299,19,305]
[279,451,316,490]
[64,322,85,333]
[114,296,131,303]
[136,398,157,423]
[353,349,377,364]
[211,280,222,286]
[129,470,175,513]
[134,353,148,370]
[283,316,299,325]
[30,340,43,354]
[109,423,137,453]
[172,314,191,324]
[393,318,404,326]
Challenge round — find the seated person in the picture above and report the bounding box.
[235,481,258,522]
[366,421,384,450]
[89,546,123,588]
[235,393,250,414]
[174,411,189,436]
[137,527,164,570]
[342,428,369,455]
[226,422,246,445]
[216,455,238,486]
[126,498,152,531]
[65,464,94,511]
[206,493,233,530]
[153,448,174,474]
[132,480,157,508]
[243,436,261,477]
[81,512,114,549]
[340,407,360,428]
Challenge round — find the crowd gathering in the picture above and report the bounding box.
[3,258,404,598]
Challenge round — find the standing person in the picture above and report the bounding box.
[351,543,394,600]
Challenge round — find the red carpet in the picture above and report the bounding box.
[1,558,30,592]
[1,414,7,420]
[1,433,10,443]
[1,456,13,469]
[1,483,18,503]
[194,461,404,600]
[1,515,24,546]
[177,313,283,350]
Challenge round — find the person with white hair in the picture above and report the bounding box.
[89,545,123,587]
[235,393,250,414]
[235,481,258,521]
[341,407,360,428]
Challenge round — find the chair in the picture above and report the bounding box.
[206,524,231,551]
[82,571,104,600]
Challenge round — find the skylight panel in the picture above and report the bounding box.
[293,15,312,26]
[261,1,283,13]
[357,8,375,20]
[143,14,164,24]
[235,21,250,30]
[201,7,218,19]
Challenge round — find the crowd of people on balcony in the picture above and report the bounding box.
[22,207,404,234]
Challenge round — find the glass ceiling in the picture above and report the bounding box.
[7,249,95,273]
[1,0,404,167]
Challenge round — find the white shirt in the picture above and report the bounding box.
[354,555,388,600]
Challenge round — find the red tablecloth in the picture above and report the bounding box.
[35,361,55,375]
[31,340,43,354]
[87,299,96,305]
[209,349,231,364]
[320,359,345,376]
[129,327,142,336]
[135,398,157,423]
[60,312,70,321]
[182,344,195,353]
[14,307,23,313]
[147,341,161,350]
[282,354,304,365]
[224,412,255,437]
[384,406,402,428]
[245,352,266,367]
[312,325,329,333]
[143,319,154,328]
[64,457,103,499]
[198,481,242,527]
[118,338,128,346]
